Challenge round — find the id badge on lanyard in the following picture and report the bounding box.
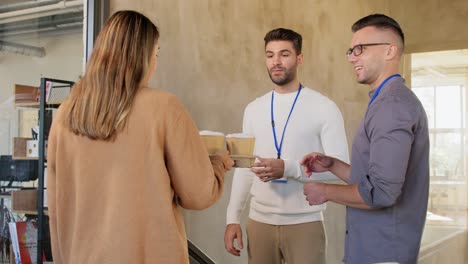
[270,84,302,183]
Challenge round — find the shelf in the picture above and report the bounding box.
[12,209,48,216]
[15,103,62,110]
[12,78,73,264]
[12,156,39,160]
[15,101,39,107]
[14,83,67,108]
[15,101,63,108]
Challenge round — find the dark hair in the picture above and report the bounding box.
[352,14,404,45]
[264,28,302,54]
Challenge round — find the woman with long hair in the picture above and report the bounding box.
[47,10,233,264]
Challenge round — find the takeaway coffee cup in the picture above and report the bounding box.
[225,133,255,156]
[226,133,255,167]
[199,130,225,154]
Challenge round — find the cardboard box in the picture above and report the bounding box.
[13,137,30,158]
[26,140,48,158]
[14,84,39,104]
[11,189,37,212]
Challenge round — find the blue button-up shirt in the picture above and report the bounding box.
[345,77,430,264]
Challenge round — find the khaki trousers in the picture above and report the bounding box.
[246,218,326,264]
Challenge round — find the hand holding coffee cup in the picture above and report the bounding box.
[200,131,234,170]
[213,150,235,170]
[251,157,285,182]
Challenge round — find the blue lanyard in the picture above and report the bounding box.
[271,84,302,159]
[368,74,401,106]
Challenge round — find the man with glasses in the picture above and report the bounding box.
[301,14,429,264]
[224,28,349,264]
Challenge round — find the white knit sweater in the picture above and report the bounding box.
[226,87,349,225]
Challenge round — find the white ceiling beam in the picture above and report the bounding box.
[0,0,83,24]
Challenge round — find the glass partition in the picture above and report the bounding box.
[0,2,84,262]
[0,0,84,154]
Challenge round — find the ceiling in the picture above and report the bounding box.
[412,49,468,87]
[0,0,83,57]
[1,0,33,6]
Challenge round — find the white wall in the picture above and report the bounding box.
[0,33,83,154]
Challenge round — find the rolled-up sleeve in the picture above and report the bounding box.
[358,96,415,208]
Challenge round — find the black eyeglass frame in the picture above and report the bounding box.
[346,43,391,58]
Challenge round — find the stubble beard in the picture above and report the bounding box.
[268,68,295,86]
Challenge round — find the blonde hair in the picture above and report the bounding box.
[65,10,159,140]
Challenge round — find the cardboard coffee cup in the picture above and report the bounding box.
[226,137,255,155]
[200,131,225,154]
[226,133,256,167]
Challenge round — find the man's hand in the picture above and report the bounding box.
[303,182,328,205]
[250,157,284,182]
[224,224,243,256]
[300,152,334,176]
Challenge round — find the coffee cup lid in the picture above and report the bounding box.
[226,133,254,138]
[199,130,225,136]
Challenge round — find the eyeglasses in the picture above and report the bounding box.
[346,43,390,58]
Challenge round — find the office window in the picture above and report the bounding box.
[412,50,468,227]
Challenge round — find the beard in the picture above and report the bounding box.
[268,66,295,86]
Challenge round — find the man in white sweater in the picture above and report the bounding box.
[224,28,349,264]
